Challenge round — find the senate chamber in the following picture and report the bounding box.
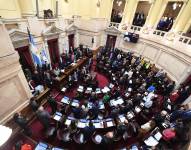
[0,0,191,150]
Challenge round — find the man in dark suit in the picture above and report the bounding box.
[47,96,58,115]
[36,106,51,130]
[29,97,39,112]
[81,122,95,141]
[13,113,32,136]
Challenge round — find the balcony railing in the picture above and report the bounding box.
[178,35,191,45]
[153,30,166,37]
[109,22,120,29]
[130,25,142,32]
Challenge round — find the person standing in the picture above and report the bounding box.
[13,113,32,136]
[36,106,51,130]
[47,96,58,115]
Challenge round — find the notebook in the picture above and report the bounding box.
[144,136,159,147]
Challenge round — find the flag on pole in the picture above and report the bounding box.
[40,44,49,65]
[27,27,42,67]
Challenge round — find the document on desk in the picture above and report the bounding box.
[144,136,159,147]
[87,87,92,91]
[154,132,162,141]
[65,119,72,126]
[106,121,114,127]
[61,87,67,92]
[77,88,83,92]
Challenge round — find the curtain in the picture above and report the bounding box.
[15,46,34,70]
[48,38,60,66]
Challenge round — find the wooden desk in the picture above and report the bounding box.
[55,57,88,89]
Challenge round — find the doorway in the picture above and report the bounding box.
[68,34,75,52]
[106,35,117,49]
[47,38,60,66]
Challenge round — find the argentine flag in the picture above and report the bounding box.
[27,27,42,67]
[40,45,49,65]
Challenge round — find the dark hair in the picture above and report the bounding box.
[13,113,19,121]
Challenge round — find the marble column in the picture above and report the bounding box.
[0,21,31,124]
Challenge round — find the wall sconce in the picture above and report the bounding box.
[97,0,101,7]
[64,0,68,3]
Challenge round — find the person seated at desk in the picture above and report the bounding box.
[89,92,97,102]
[69,120,77,134]
[47,96,58,115]
[72,106,84,119]
[153,110,167,128]
[53,66,61,77]
[112,87,121,99]
[103,92,110,103]
[81,122,95,141]
[13,113,32,136]
[89,104,99,119]
[36,106,51,131]
[116,120,128,137]
[138,120,156,139]
[32,70,42,85]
